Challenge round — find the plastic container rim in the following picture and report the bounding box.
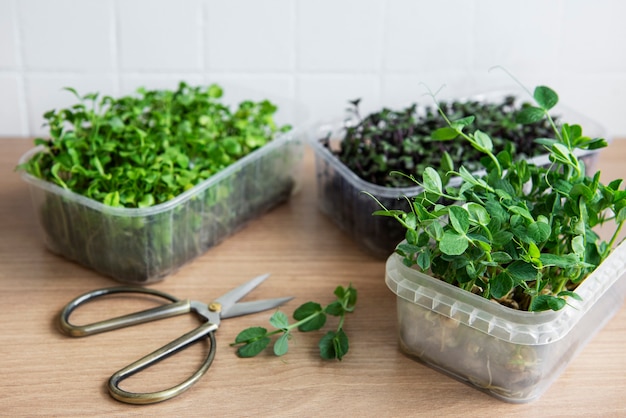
[18,127,301,217]
[385,238,626,343]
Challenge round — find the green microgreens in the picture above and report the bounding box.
[231,284,357,360]
[20,82,290,208]
[369,83,625,312]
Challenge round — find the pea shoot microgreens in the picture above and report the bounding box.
[21,82,290,208]
[231,284,357,360]
[368,84,626,311]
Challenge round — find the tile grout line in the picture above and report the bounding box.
[12,0,29,136]
[112,0,121,95]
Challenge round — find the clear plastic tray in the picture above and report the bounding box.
[308,94,607,259]
[19,130,304,284]
[385,239,626,402]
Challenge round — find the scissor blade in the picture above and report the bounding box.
[214,273,271,312]
[221,297,294,319]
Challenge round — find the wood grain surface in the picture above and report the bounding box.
[1,138,625,417]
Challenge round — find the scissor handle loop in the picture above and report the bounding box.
[58,286,218,404]
[59,286,184,337]
[108,322,218,404]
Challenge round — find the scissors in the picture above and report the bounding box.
[58,273,292,405]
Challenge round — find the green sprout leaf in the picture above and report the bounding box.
[432,127,459,141]
[448,206,470,234]
[516,106,545,124]
[440,231,468,255]
[507,261,538,281]
[533,85,559,110]
[423,167,443,194]
[231,285,357,360]
[233,327,271,358]
[319,329,349,361]
[273,333,291,356]
[530,295,567,312]
[490,272,514,299]
[269,311,290,330]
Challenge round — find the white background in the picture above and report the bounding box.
[1,0,625,139]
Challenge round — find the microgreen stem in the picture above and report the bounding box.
[604,220,625,258]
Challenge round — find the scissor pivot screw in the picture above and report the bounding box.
[208,302,222,312]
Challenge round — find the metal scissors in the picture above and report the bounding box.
[58,273,292,405]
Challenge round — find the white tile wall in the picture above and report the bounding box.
[0,0,19,70]
[297,0,384,72]
[473,1,562,73]
[1,0,626,139]
[206,0,295,71]
[18,0,115,71]
[118,0,203,71]
[383,0,474,72]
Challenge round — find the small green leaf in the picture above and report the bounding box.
[617,207,626,224]
[491,251,513,263]
[530,295,567,312]
[507,261,537,281]
[138,194,155,208]
[425,222,442,241]
[298,312,326,332]
[464,202,491,226]
[496,150,512,168]
[237,337,271,358]
[319,329,349,361]
[471,130,493,153]
[405,228,419,245]
[432,127,458,140]
[234,326,268,344]
[423,167,443,194]
[451,115,475,127]
[528,221,551,243]
[336,284,358,311]
[533,85,559,110]
[448,206,470,234]
[397,243,421,255]
[440,231,468,255]
[269,311,290,330]
[325,301,344,316]
[490,272,514,299]
[539,253,580,268]
[293,301,323,320]
[103,191,120,207]
[273,333,290,356]
[458,166,478,185]
[528,241,541,260]
[403,212,417,229]
[508,204,534,222]
[570,184,594,202]
[557,290,583,301]
[572,235,585,256]
[441,151,454,173]
[208,84,223,98]
[417,231,430,246]
[516,106,545,124]
[417,250,431,271]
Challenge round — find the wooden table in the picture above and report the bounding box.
[2,138,625,417]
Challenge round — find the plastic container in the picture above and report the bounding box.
[385,239,626,403]
[19,130,304,284]
[308,94,607,259]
